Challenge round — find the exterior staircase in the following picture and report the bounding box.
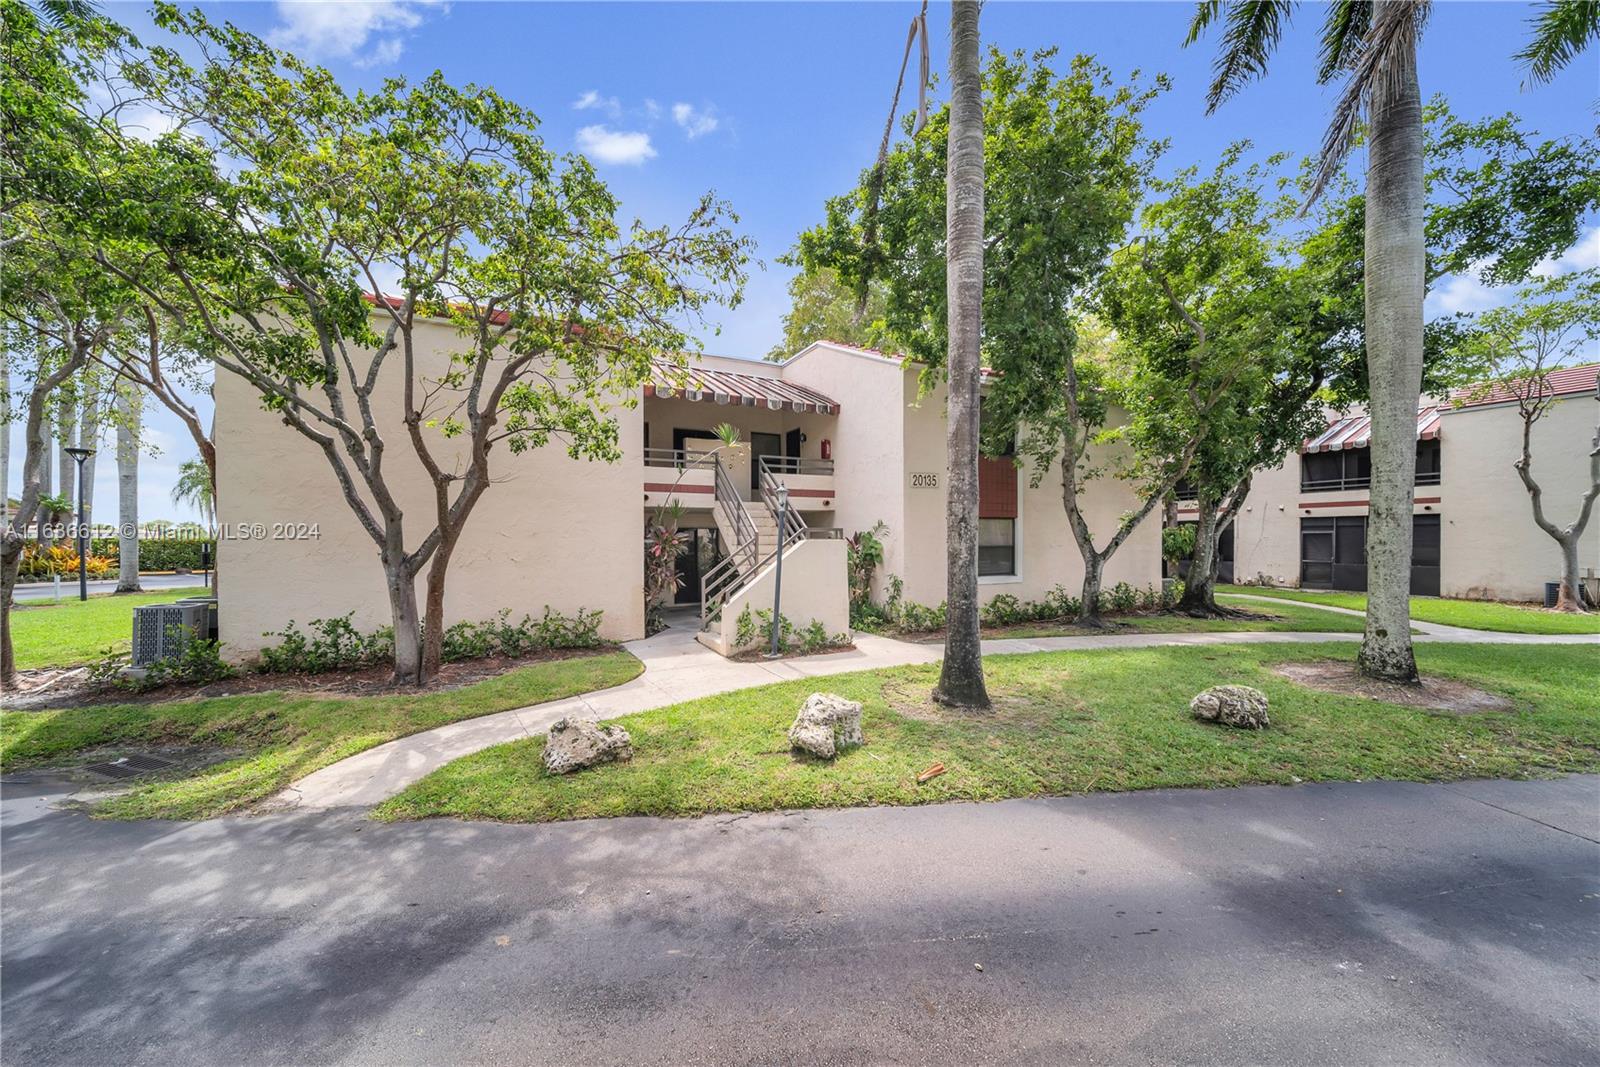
[700,457,808,628]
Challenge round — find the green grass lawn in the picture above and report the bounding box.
[1218,584,1600,634]
[9,587,210,669]
[0,650,642,819]
[377,642,1600,824]
[999,595,1367,639]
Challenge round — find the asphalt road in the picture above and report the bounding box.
[12,573,212,603]
[2,775,1596,1065]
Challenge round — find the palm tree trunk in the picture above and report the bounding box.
[1357,0,1425,684]
[117,387,142,593]
[78,390,100,527]
[0,359,8,530]
[934,0,991,709]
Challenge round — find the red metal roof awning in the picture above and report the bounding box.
[646,360,840,415]
[1303,406,1441,453]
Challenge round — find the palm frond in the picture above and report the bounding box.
[33,0,100,29]
[1307,1,1429,208]
[1188,1,1299,114]
[1516,0,1600,84]
[1316,0,1372,83]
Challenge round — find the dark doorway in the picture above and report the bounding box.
[750,432,781,492]
[785,428,803,463]
[1218,522,1235,584]
[1300,513,1442,595]
[673,527,721,605]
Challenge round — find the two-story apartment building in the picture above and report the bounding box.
[1180,362,1599,603]
[216,329,1162,659]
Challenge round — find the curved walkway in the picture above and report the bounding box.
[273,602,1598,812]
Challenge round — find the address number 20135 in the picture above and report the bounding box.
[910,472,940,489]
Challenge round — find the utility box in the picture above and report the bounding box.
[131,602,211,665]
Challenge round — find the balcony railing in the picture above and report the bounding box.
[757,455,835,476]
[1301,470,1440,493]
[643,447,718,469]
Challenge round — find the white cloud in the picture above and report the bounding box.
[671,101,719,139]
[1426,270,1501,317]
[643,98,662,120]
[575,125,656,166]
[572,90,622,118]
[267,1,444,67]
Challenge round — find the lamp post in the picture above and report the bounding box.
[767,484,788,658]
[64,445,95,602]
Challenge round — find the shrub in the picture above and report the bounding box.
[260,606,603,674]
[846,521,890,626]
[1162,525,1196,566]
[17,544,115,580]
[91,625,234,693]
[440,607,603,662]
[258,614,395,674]
[896,599,947,634]
[1105,582,1140,614]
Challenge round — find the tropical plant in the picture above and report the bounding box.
[171,457,214,533]
[845,520,889,623]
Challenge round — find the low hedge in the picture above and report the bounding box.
[88,537,216,571]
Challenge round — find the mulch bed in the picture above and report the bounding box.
[2,645,620,713]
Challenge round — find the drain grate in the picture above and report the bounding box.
[83,754,178,780]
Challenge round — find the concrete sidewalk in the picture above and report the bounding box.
[273,605,1598,813]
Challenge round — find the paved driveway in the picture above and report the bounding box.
[3,773,1595,1065]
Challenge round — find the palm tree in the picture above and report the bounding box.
[933,0,991,709]
[171,457,214,534]
[1187,0,1597,683]
[115,386,141,592]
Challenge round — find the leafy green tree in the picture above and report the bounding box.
[1452,271,1600,612]
[0,0,134,683]
[765,267,890,361]
[93,6,751,683]
[798,48,1167,630]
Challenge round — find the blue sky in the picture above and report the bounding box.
[7,0,1597,524]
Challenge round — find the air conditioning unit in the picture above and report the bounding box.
[131,602,211,666]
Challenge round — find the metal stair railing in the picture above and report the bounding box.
[700,457,760,622]
[758,455,810,542]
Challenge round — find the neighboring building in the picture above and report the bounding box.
[216,330,1163,659]
[1180,362,1599,603]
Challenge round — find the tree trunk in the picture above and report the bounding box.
[116,387,142,593]
[1356,2,1425,684]
[36,412,52,546]
[384,559,423,686]
[1555,534,1587,612]
[1179,496,1221,615]
[933,0,991,709]
[1078,553,1105,627]
[57,393,74,502]
[419,534,460,679]
[79,390,100,527]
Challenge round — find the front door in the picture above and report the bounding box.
[785,428,803,464]
[673,527,721,605]
[750,432,781,493]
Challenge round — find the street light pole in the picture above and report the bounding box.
[65,445,95,602]
[767,484,788,658]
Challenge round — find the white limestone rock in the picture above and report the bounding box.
[788,692,865,759]
[1190,684,1271,729]
[543,717,633,774]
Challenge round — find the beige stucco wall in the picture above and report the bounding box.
[1438,396,1598,601]
[1225,395,1596,601]
[713,538,850,653]
[215,315,646,657]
